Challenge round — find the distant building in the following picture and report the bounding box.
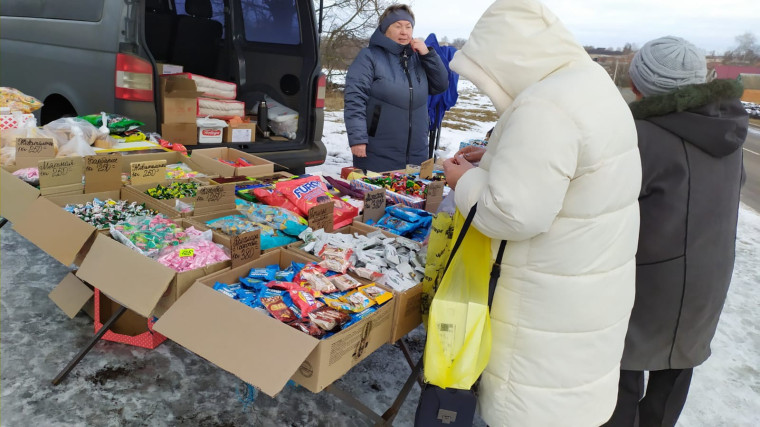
[713,65,760,80]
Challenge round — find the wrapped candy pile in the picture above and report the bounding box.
[205,200,308,250]
[369,205,433,242]
[213,262,393,338]
[165,162,208,180]
[145,181,199,200]
[297,228,426,292]
[110,214,229,271]
[64,198,157,230]
[361,172,443,198]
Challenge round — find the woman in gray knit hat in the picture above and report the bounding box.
[604,36,748,427]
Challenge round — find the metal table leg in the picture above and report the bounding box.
[324,384,386,425]
[0,217,8,229]
[52,305,128,385]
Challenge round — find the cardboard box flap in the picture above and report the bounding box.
[1,167,40,224]
[154,283,319,397]
[77,234,175,318]
[13,197,96,266]
[49,273,93,319]
[162,75,204,98]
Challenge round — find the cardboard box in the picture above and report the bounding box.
[48,272,94,319]
[161,123,198,145]
[0,167,40,224]
[189,147,274,177]
[95,289,167,349]
[76,231,230,318]
[223,122,257,143]
[123,180,236,218]
[153,248,395,396]
[156,63,183,75]
[12,190,179,267]
[160,75,203,124]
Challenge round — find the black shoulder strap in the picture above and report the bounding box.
[441,204,478,274]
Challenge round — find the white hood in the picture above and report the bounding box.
[450,0,590,114]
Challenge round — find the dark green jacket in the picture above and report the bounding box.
[623,79,748,370]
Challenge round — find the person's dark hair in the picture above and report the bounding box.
[379,4,415,26]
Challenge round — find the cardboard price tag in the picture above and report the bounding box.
[179,248,195,257]
[419,158,435,179]
[427,181,445,198]
[308,202,334,232]
[15,138,55,168]
[84,155,122,193]
[38,157,84,188]
[130,160,166,185]
[230,230,261,268]
[195,184,233,208]
[363,188,386,224]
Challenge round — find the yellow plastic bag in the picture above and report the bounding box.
[424,208,492,389]
[420,212,454,327]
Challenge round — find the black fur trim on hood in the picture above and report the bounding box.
[630,79,744,120]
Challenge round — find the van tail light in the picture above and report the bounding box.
[115,53,154,102]
[315,74,326,108]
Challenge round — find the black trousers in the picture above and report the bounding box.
[602,368,693,427]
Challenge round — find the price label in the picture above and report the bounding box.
[363,188,386,224]
[16,138,55,168]
[231,230,261,268]
[196,184,234,209]
[419,158,435,179]
[179,248,195,257]
[85,154,122,193]
[38,157,84,188]
[308,201,334,232]
[130,160,166,185]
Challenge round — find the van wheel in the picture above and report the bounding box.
[41,95,77,125]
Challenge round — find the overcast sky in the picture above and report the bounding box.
[410,0,759,54]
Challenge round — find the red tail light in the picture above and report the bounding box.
[315,74,326,108]
[115,53,153,102]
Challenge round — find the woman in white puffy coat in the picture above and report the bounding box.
[442,0,641,425]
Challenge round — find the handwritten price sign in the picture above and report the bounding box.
[231,230,261,268]
[179,248,195,257]
[130,160,166,185]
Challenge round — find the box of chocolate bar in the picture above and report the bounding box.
[153,248,396,396]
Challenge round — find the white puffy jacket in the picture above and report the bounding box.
[449,1,641,425]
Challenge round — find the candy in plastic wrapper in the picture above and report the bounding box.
[274,266,296,282]
[261,295,297,323]
[235,287,258,301]
[289,318,326,338]
[340,289,376,311]
[351,265,384,282]
[358,284,393,305]
[299,265,338,294]
[265,280,304,292]
[259,288,285,299]
[213,282,239,299]
[275,176,359,229]
[308,306,350,331]
[343,306,378,329]
[239,276,265,291]
[248,265,278,280]
[330,274,362,292]
[318,245,353,273]
[288,289,323,317]
[252,186,303,215]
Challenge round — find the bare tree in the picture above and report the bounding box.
[315,0,390,85]
[732,32,759,63]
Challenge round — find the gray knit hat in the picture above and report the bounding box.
[629,36,707,97]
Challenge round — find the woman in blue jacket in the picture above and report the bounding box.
[344,4,449,172]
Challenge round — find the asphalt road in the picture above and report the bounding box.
[743,125,760,213]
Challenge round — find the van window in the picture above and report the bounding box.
[242,0,300,45]
[1,0,104,21]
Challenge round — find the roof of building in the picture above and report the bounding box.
[714,65,760,80]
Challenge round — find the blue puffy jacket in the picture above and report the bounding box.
[344,29,448,172]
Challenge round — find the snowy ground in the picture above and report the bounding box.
[310,79,760,426]
[1,79,758,426]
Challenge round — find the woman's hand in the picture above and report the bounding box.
[410,39,429,55]
[454,146,487,163]
[351,144,367,157]
[443,154,475,190]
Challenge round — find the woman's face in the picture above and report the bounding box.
[385,20,413,45]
